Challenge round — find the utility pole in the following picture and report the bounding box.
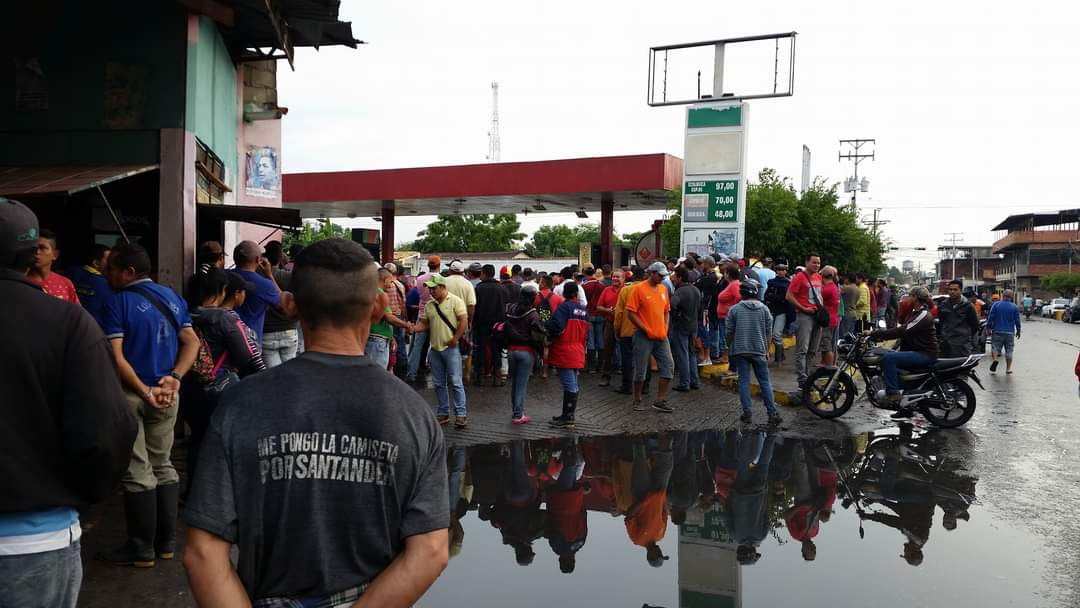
[839,139,875,210]
[861,207,889,235]
[486,82,501,162]
[944,232,964,281]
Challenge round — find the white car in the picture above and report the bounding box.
[1043,298,1070,317]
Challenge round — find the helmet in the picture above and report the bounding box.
[739,278,760,298]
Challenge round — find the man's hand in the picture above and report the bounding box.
[1015,332,1021,340]
[257,257,273,277]
[446,338,459,349]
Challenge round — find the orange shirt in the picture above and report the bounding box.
[625,281,670,340]
[625,490,668,547]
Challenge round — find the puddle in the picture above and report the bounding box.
[420,428,1058,607]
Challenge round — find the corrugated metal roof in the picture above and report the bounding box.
[0,165,158,197]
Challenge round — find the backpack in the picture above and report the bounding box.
[538,293,555,322]
[764,281,785,308]
[188,325,222,383]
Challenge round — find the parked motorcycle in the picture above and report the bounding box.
[801,326,984,428]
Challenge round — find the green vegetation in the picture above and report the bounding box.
[1040,271,1080,295]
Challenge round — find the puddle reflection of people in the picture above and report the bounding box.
[783,440,839,562]
[447,446,470,559]
[487,440,545,566]
[625,433,674,567]
[726,431,776,565]
[542,439,588,573]
[666,431,707,527]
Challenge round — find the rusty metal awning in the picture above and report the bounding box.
[0,165,159,198]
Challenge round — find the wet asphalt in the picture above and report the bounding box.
[75,316,1080,607]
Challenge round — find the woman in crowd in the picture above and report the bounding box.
[715,263,743,366]
[181,268,266,495]
[503,285,547,424]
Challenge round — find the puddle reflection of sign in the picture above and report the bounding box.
[684,180,738,222]
[683,228,738,259]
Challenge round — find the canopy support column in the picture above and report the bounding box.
[600,193,614,267]
[381,200,395,264]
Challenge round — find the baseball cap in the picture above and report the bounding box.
[468,262,483,273]
[646,261,670,276]
[425,274,447,288]
[0,198,40,266]
[449,260,465,273]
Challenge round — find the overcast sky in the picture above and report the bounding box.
[278,0,1079,269]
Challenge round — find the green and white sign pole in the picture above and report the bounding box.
[680,101,749,260]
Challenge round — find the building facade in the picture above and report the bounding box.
[0,0,358,291]
[991,210,1080,300]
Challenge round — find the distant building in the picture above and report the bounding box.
[991,210,1080,299]
[901,260,915,273]
[934,246,1003,292]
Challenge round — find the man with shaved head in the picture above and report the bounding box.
[183,238,449,606]
[230,240,282,344]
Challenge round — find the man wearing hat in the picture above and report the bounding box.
[410,274,470,427]
[0,198,136,605]
[407,255,442,383]
[625,262,676,412]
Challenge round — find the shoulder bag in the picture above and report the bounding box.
[432,299,472,355]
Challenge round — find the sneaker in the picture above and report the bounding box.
[653,400,674,413]
[768,413,783,426]
[437,415,450,426]
[672,386,690,393]
[697,359,710,367]
[632,400,647,411]
[1005,369,1013,375]
[890,409,915,420]
[690,384,701,390]
[454,416,468,429]
[989,360,999,373]
[740,412,753,424]
[512,415,531,425]
[598,377,611,387]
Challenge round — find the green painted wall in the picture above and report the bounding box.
[0,0,186,165]
[185,16,239,187]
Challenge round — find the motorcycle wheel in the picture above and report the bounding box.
[921,379,976,428]
[802,368,857,418]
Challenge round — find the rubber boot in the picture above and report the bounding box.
[97,489,157,567]
[550,390,577,429]
[154,482,179,560]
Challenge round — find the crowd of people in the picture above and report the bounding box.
[0,188,1027,608]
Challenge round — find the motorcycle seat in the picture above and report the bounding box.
[929,357,970,370]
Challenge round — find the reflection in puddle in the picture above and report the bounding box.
[427,427,1049,607]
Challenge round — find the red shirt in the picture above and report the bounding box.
[582,279,606,315]
[715,280,741,319]
[788,271,822,311]
[535,288,565,310]
[821,281,840,328]
[596,285,621,320]
[32,271,80,304]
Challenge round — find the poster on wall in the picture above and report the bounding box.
[245,146,281,198]
[14,57,48,111]
[683,227,738,259]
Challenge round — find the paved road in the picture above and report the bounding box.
[77,317,1080,607]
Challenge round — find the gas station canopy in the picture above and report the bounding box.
[282,153,682,218]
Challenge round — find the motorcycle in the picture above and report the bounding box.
[801,324,984,428]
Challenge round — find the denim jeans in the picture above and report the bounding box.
[429,347,467,416]
[0,540,82,608]
[361,335,391,370]
[619,336,635,391]
[556,366,579,393]
[708,318,722,358]
[588,316,605,356]
[715,319,727,356]
[771,312,787,351]
[733,354,778,416]
[670,329,700,389]
[881,350,933,393]
[508,349,534,418]
[406,329,429,379]
[394,327,408,369]
[262,329,298,368]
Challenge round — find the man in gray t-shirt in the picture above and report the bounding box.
[183,239,449,606]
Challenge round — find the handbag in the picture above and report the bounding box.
[432,299,472,354]
[201,352,239,395]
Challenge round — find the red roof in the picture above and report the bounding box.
[283,154,682,218]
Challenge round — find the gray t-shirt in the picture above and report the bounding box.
[182,352,448,600]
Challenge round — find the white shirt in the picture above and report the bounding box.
[554,280,587,306]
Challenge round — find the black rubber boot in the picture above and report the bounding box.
[97,489,157,567]
[155,483,179,560]
[550,391,577,429]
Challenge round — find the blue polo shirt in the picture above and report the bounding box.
[102,279,192,386]
[65,265,113,328]
[231,269,280,343]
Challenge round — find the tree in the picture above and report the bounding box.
[409,214,525,253]
[524,223,638,258]
[887,266,905,283]
[282,219,351,250]
[659,186,682,258]
[1040,271,1080,295]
